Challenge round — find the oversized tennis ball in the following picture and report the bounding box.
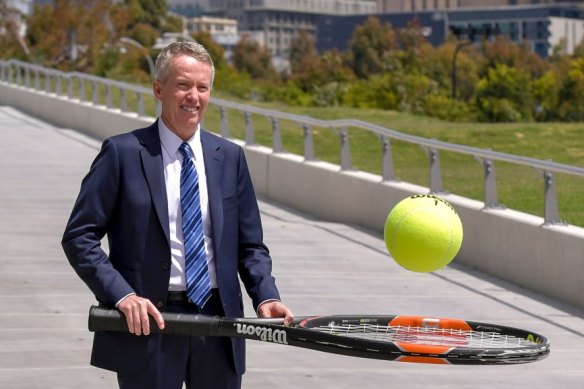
[384,194,463,273]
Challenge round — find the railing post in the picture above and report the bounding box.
[220,107,229,138]
[428,148,444,194]
[271,117,283,153]
[92,81,99,105]
[244,112,255,145]
[67,77,74,98]
[24,67,30,88]
[543,170,565,225]
[302,123,315,161]
[16,64,22,85]
[381,135,396,181]
[79,78,86,102]
[482,158,502,209]
[43,73,49,93]
[5,64,12,83]
[120,88,128,111]
[339,127,352,171]
[34,70,40,90]
[106,85,113,109]
[136,92,144,115]
[56,76,62,95]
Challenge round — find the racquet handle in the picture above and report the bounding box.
[88,306,226,336]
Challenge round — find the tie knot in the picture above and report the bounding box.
[179,142,192,159]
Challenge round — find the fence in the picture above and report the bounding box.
[2,59,584,225]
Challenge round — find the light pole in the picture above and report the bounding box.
[450,24,499,99]
[119,37,155,79]
[451,40,472,100]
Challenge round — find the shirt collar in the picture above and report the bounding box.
[158,118,201,158]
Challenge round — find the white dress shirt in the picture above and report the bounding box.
[158,119,217,291]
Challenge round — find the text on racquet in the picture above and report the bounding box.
[88,305,550,365]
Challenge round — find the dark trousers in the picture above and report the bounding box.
[117,291,241,389]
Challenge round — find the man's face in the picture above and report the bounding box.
[153,55,212,140]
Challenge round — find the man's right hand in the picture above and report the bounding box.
[117,295,165,336]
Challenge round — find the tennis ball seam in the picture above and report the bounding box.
[384,195,463,273]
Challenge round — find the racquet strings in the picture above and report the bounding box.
[309,322,536,349]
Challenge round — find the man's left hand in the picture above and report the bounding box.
[257,301,294,326]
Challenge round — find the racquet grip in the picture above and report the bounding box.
[88,306,225,337]
[88,306,133,333]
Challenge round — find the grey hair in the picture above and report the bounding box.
[154,41,215,86]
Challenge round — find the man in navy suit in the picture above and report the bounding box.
[62,41,293,389]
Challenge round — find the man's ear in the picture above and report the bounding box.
[152,80,161,99]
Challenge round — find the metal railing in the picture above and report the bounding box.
[2,59,584,225]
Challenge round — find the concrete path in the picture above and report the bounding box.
[0,105,583,388]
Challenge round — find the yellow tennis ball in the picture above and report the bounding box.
[384,194,463,273]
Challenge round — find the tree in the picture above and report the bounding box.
[532,70,560,121]
[192,31,226,71]
[232,34,278,81]
[0,0,31,59]
[479,36,550,79]
[125,0,167,29]
[557,58,584,121]
[347,16,396,79]
[475,64,533,122]
[26,0,117,71]
[288,30,317,74]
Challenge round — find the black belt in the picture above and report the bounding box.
[167,291,190,304]
[167,289,219,304]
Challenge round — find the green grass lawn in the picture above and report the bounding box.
[59,79,584,227]
[205,92,584,228]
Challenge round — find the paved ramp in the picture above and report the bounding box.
[0,106,582,388]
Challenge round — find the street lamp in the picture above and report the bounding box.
[119,37,155,79]
[451,40,472,99]
[450,25,499,99]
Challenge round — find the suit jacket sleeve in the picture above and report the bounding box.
[233,147,281,311]
[61,139,134,305]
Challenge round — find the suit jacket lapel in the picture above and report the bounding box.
[201,130,224,250]
[139,121,171,247]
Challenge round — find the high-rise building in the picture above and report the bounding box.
[168,0,209,17]
[206,0,378,57]
[317,3,584,58]
[376,0,583,12]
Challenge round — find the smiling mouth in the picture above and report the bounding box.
[180,105,199,113]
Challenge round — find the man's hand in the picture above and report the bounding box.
[257,300,294,326]
[117,295,165,336]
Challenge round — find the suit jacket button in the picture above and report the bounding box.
[161,262,169,270]
[156,301,164,308]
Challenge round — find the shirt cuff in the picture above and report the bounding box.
[256,298,280,316]
[115,293,136,308]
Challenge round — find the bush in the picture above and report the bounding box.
[423,94,474,122]
[343,76,397,110]
[214,66,253,100]
[475,64,533,122]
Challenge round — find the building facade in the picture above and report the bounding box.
[316,4,584,58]
[169,1,584,59]
[184,15,239,57]
[206,0,378,56]
[168,0,209,17]
[376,0,583,13]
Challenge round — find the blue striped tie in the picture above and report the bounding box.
[179,142,212,308]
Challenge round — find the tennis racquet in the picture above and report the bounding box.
[88,305,550,365]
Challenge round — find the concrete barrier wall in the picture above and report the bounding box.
[2,82,583,309]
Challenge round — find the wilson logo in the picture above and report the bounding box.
[236,323,288,345]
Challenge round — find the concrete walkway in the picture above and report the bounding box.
[0,105,583,388]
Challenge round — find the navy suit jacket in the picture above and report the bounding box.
[62,121,281,375]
